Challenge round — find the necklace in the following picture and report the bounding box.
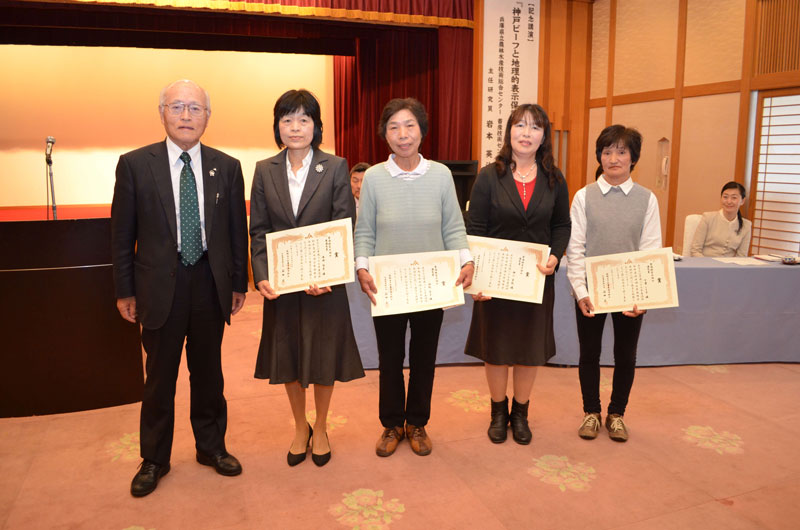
[514,164,536,202]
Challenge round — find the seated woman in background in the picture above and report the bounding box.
[690,181,752,257]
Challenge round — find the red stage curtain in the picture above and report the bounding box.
[436,26,473,160]
[334,26,472,168]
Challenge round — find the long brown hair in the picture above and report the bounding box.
[494,104,560,188]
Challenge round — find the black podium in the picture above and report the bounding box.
[0,219,143,417]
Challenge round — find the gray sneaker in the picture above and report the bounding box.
[605,413,629,442]
[578,413,601,439]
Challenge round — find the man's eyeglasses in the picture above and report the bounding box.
[163,102,207,117]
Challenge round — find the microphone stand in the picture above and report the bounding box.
[46,151,57,220]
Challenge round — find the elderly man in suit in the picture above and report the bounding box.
[112,79,248,497]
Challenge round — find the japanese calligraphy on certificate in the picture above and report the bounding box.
[265,218,354,295]
[585,247,679,314]
[369,250,464,317]
[464,235,550,303]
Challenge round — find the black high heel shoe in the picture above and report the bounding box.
[312,431,331,467]
[287,423,313,466]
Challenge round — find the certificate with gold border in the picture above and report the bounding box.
[369,250,464,317]
[464,235,550,304]
[585,247,679,314]
[265,218,354,295]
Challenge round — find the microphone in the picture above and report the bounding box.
[45,136,55,165]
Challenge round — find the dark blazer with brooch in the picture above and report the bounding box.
[249,148,355,283]
[111,140,249,330]
[466,162,571,285]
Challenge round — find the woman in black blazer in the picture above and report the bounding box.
[465,103,571,445]
[249,89,364,467]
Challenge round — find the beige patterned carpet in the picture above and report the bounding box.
[1,292,799,529]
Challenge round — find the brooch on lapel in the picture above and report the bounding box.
[209,168,217,177]
[315,163,324,173]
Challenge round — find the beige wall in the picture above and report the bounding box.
[588,0,748,248]
[675,93,741,253]
[0,45,335,207]
[614,0,679,96]
[612,100,675,241]
[684,0,746,86]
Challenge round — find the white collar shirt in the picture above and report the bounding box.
[286,148,314,217]
[385,153,430,181]
[166,137,206,251]
[596,174,634,195]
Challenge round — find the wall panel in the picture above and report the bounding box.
[684,0,746,86]
[614,0,679,96]
[610,99,675,239]
[590,0,610,100]
[675,93,741,253]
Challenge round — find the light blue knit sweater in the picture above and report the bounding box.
[354,161,468,258]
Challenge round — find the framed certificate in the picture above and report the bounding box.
[585,247,679,314]
[368,250,464,317]
[465,235,550,304]
[265,218,354,295]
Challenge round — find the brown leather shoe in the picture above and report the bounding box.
[405,423,432,456]
[375,426,404,457]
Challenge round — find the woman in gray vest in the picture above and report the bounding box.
[566,125,662,442]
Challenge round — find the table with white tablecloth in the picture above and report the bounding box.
[346,257,800,369]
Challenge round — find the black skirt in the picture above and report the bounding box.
[254,284,365,387]
[464,282,556,366]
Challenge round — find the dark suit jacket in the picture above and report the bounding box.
[111,140,248,330]
[466,162,571,282]
[249,148,355,284]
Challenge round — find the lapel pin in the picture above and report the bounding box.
[315,163,324,173]
[209,168,216,177]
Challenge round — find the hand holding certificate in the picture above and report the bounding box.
[368,250,464,317]
[265,218,354,295]
[465,235,551,304]
[585,247,679,314]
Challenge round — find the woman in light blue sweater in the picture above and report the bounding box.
[354,98,474,458]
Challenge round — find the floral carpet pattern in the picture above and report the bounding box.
[445,389,490,412]
[305,410,348,431]
[527,454,597,492]
[329,488,405,529]
[682,425,744,455]
[696,365,729,374]
[107,432,140,462]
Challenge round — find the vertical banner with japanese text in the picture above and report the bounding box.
[480,0,540,168]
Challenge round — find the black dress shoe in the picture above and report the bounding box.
[196,451,242,476]
[131,460,170,497]
[312,431,331,467]
[287,423,312,467]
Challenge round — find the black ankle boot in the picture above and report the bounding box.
[510,398,532,445]
[488,397,509,443]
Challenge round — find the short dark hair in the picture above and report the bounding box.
[350,162,370,175]
[595,124,643,170]
[377,98,429,140]
[273,89,323,149]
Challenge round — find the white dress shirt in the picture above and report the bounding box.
[566,175,662,301]
[286,148,314,217]
[166,137,207,252]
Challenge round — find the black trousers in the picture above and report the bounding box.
[373,309,444,428]
[139,255,227,465]
[575,302,643,416]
